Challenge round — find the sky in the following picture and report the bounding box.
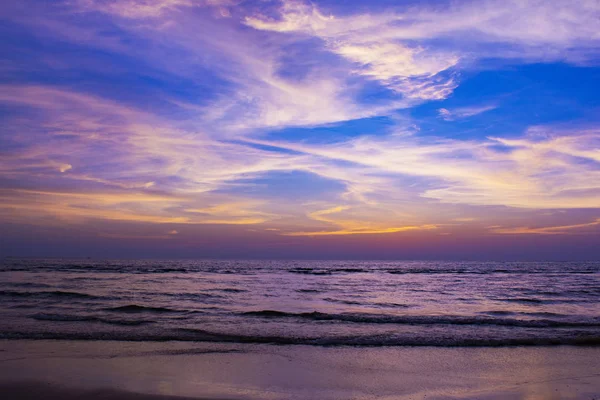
[1,0,599,260]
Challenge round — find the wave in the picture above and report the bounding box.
[521,311,565,317]
[296,289,322,293]
[323,298,363,305]
[289,268,332,275]
[144,268,189,273]
[331,268,369,273]
[31,313,99,322]
[174,328,600,346]
[2,329,599,347]
[385,268,600,275]
[209,288,247,293]
[104,305,179,313]
[0,290,100,299]
[0,262,193,274]
[373,302,412,309]
[2,282,53,289]
[30,313,154,326]
[241,310,600,328]
[100,319,154,326]
[483,310,515,316]
[498,297,544,304]
[285,267,599,276]
[482,310,565,317]
[169,292,223,300]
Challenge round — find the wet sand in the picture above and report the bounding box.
[1,340,599,399]
[0,383,228,400]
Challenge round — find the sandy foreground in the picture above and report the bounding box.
[0,340,599,400]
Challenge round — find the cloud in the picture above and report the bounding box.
[76,0,193,19]
[491,218,600,235]
[246,126,600,210]
[438,105,497,121]
[286,225,436,236]
[285,205,438,236]
[185,201,275,225]
[1,82,599,239]
[332,42,459,100]
[1,0,599,245]
[244,0,334,33]
[98,233,180,239]
[0,189,191,224]
[58,164,72,173]
[74,0,236,19]
[78,0,401,131]
[245,0,600,103]
[0,85,308,226]
[202,71,381,132]
[245,1,460,101]
[19,0,598,136]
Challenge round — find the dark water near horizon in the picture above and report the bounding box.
[1,259,599,346]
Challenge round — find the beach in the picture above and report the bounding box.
[1,259,599,399]
[1,340,599,399]
[2,0,600,396]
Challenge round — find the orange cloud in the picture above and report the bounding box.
[491,218,600,235]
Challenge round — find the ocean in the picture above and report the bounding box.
[1,259,599,346]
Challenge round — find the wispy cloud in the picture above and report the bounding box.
[75,0,194,19]
[491,218,600,235]
[285,205,438,236]
[245,0,460,101]
[246,127,600,210]
[74,0,237,19]
[245,0,600,104]
[185,201,274,225]
[438,105,497,121]
[0,85,304,226]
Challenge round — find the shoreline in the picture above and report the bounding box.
[1,340,599,399]
[2,337,600,347]
[0,383,233,400]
